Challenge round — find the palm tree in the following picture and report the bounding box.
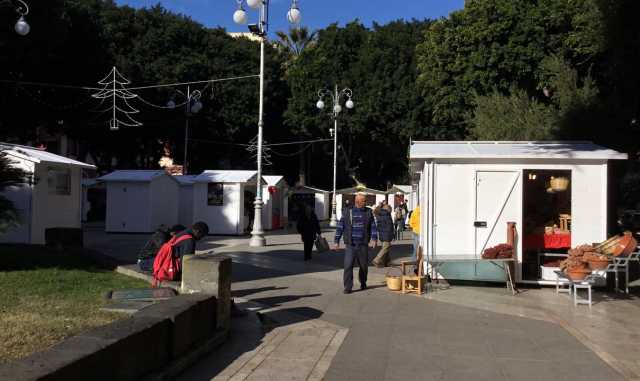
[275,27,318,62]
[0,149,30,233]
[275,27,318,185]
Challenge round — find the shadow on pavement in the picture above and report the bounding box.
[258,306,324,329]
[232,286,289,298]
[175,304,324,381]
[227,242,414,284]
[251,293,323,307]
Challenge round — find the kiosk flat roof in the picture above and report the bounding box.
[194,170,258,183]
[410,141,627,160]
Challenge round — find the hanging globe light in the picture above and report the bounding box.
[191,101,203,114]
[346,99,354,109]
[246,0,262,9]
[287,5,301,24]
[233,8,248,24]
[14,15,30,36]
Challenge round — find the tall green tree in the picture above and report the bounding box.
[0,1,287,175]
[471,88,558,140]
[275,27,317,62]
[284,20,431,189]
[416,0,606,138]
[275,27,317,185]
[0,151,30,233]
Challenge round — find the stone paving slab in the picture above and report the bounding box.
[88,229,633,380]
[176,298,348,381]
[425,285,640,380]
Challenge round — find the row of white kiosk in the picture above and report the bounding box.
[97,169,416,235]
[2,140,626,287]
[0,142,413,243]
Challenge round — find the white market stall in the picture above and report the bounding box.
[175,175,197,227]
[288,185,331,222]
[410,141,627,285]
[262,175,286,230]
[387,184,412,211]
[192,170,261,235]
[99,170,180,233]
[335,186,387,221]
[0,143,95,244]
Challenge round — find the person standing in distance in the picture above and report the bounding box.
[297,204,321,261]
[332,194,378,294]
[372,201,394,267]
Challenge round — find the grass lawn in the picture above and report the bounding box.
[0,244,149,363]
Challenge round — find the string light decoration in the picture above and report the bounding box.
[246,135,272,166]
[91,66,142,130]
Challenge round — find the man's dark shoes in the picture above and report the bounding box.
[230,300,248,318]
[360,284,367,291]
[343,289,352,294]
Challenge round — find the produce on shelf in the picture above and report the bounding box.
[482,243,513,259]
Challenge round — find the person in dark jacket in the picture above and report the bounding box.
[372,202,394,267]
[332,194,378,294]
[171,221,246,317]
[137,224,186,271]
[297,205,321,261]
[172,221,209,260]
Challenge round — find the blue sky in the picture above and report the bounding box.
[115,0,464,35]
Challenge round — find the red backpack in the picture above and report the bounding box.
[152,234,192,286]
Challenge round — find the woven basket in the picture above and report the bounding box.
[385,268,402,291]
[550,177,569,192]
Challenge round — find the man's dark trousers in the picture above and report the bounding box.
[344,244,369,291]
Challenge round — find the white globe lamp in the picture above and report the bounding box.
[15,16,30,36]
[346,99,354,109]
[246,0,262,9]
[191,101,203,114]
[287,7,301,24]
[233,9,248,24]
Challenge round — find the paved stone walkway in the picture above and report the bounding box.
[85,229,634,380]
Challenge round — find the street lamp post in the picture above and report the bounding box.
[168,85,202,175]
[0,0,30,35]
[234,0,301,247]
[316,85,354,227]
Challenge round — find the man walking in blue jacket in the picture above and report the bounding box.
[332,194,378,294]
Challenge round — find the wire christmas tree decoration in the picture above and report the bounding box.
[91,66,142,130]
[246,134,272,166]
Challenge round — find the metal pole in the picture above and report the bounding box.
[329,84,339,227]
[249,0,267,247]
[183,85,190,175]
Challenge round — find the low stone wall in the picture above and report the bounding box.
[0,294,222,381]
[1,251,233,381]
[181,254,232,331]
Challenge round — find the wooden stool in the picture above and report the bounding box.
[401,247,426,295]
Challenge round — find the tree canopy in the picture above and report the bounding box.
[1,0,640,193]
